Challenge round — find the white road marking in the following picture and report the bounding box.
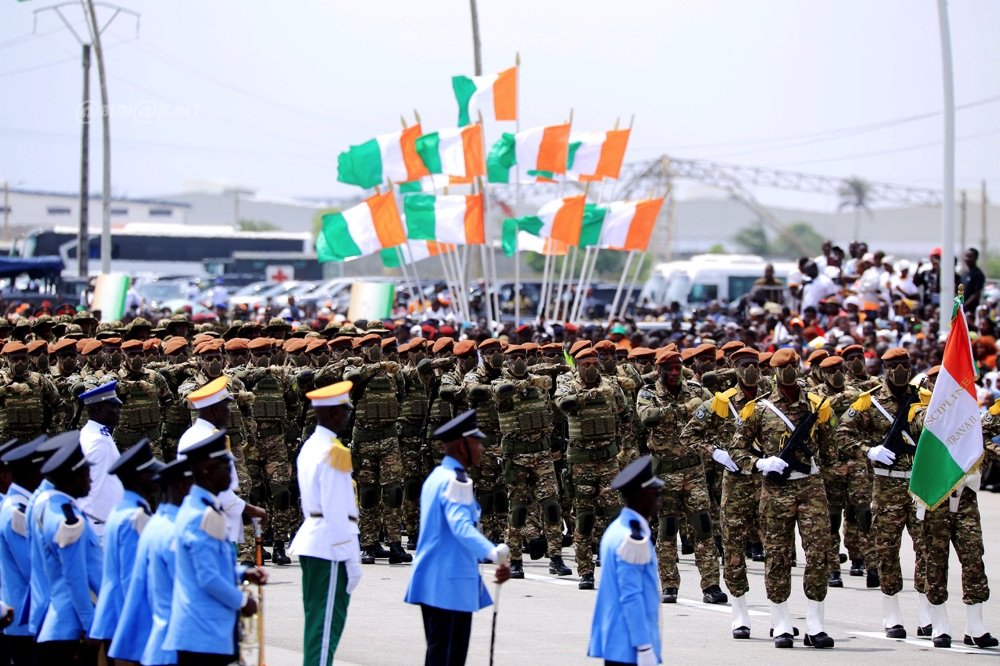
[849,631,999,656]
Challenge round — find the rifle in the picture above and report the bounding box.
[878,389,918,462]
[765,410,817,484]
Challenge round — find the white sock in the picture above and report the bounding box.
[770,601,793,636]
[932,603,951,638]
[881,593,903,629]
[917,593,933,628]
[967,603,988,638]
[806,599,825,635]
[731,595,750,630]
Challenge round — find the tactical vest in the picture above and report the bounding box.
[2,380,44,433]
[119,377,161,430]
[566,384,618,445]
[498,382,552,439]
[355,368,399,427]
[251,371,286,421]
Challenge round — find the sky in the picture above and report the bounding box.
[1,0,998,211]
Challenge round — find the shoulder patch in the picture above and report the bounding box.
[10,505,26,537]
[199,505,228,541]
[617,520,651,565]
[850,390,873,412]
[443,473,474,505]
[54,503,84,548]
[694,406,708,420]
[326,438,353,473]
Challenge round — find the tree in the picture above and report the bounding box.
[837,176,873,242]
[707,242,726,254]
[732,222,770,255]
[237,218,280,232]
[771,222,825,258]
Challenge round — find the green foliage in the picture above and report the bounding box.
[732,221,825,259]
[732,222,769,255]
[237,218,280,232]
[707,242,726,254]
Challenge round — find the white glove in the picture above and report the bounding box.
[712,448,739,473]
[867,445,896,466]
[488,543,511,565]
[637,644,657,666]
[755,456,788,475]
[346,559,363,595]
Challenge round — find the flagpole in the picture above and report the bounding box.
[537,251,552,319]
[609,250,635,318]
[937,0,957,333]
[558,246,578,322]
[617,251,644,320]
[569,246,592,322]
[514,52,522,327]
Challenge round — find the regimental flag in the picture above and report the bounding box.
[487,124,571,183]
[318,192,406,262]
[380,240,456,267]
[910,294,983,509]
[415,125,485,179]
[404,193,485,245]
[598,198,664,251]
[502,196,608,255]
[452,66,517,126]
[337,125,429,189]
[567,129,631,181]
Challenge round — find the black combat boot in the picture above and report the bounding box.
[702,585,728,604]
[548,555,571,576]
[849,559,865,576]
[509,559,524,579]
[661,588,678,604]
[750,542,765,562]
[369,542,390,559]
[578,573,595,590]
[388,541,412,564]
[680,536,694,555]
[271,541,291,566]
[406,533,418,551]
[361,546,376,565]
[828,571,843,588]
[526,536,547,561]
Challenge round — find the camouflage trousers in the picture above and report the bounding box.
[503,444,563,560]
[472,436,506,544]
[721,470,761,598]
[822,464,849,574]
[254,425,296,542]
[705,464,723,540]
[230,436,255,562]
[654,460,719,591]
[354,432,404,546]
[397,432,425,539]
[871,475,925,596]
[616,421,641,469]
[919,486,989,605]
[569,457,621,576]
[159,422,187,461]
[760,474,830,604]
[844,459,876,566]
[113,424,162,455]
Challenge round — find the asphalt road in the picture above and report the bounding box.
[255,492,1000,665]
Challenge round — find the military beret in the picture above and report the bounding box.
[504,344,525,355]
[195,339,224,355]
[542,342,563,353]
[715,349,725,361]
[142,338,161,351]
[305,338,329,353]
[730,348,759,363]
[819,355,844,369]
[453,340,476,357]
[410,336,427,347]
[806,349,830,365]
[120,339,145,352]
[224,338,249,352]
[192,334,213,346]
[329,336,354,351]
[25,340,48,354]
[358,333,382,347]
[1,342,26,355]
[655,349,681,365]
[479,338,502,353]
[692,343,716,358]
[662,343,678,353]
[380,337,397,350]
[721,341,745,353]
[101,337,122,347]
[431,337,454,354]
[881,347,910,362]
[248,337,272,351]
[840,344,864,357]
[627,346,656,361]
[522,342,540,352]
[351,338,362,349]
[758,351,773,366]
[769,348,800,368]
[50,339,78,355]
[680,347,698,362]
[575,348,598,361]
[397,340,419,354]
[569,340,592,357]
[163,338,189,356]
[593,340,617,352]
[926,365,941,378]
[80,339,103,356]
[284,338,307,354]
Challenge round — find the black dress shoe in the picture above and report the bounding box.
[271,541,291,566]
[509,559,524,578]
[866,569,880,589]
[661,588,678,603]
[885,625,906,639]
[849,559,865,576]
[917,624,933,638]
[388,542,413,564]
[934,634,952,648]
[828,572,843,588]
[578,573,595,590]
[549,555,571,576]
[770,627,800,637]
[361,550,375,565]
[965,633,1000,648]
[804,632,835,648]
[702,585,728,604]
[732,626,751,640]
[773,632,794,648]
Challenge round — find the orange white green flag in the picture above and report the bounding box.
[403,193,485,245]
[487,124,571,183]
[598,198,664,251]
[337,125,428,189]
[567,129,631,181]
[414,124,485,179]
[380,240,456,267]
[318,192,406,262]
[452,66,517,126]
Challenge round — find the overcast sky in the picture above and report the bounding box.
[1,0,998,210]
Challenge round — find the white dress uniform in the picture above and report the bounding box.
[78,410,124,536]
[178,417,245,543]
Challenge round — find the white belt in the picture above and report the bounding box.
[874,468,911,479]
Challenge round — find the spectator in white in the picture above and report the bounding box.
[813,240,833,271]
[823,246,846,281]
[125,286,143,315]
[210,278,230,309]
[844,242,868,277]
[855,253,886,307]
[890,260,919,301]
[800,261,839,312]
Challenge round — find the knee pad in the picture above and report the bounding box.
[689,510,713,539]
[829,510,842,534]
[510,502,529,528]
[854,504,873,533]
[480,491,496,515]
[600,505,622,524]
[541,496,561,526]
[382,483,404,509]
[494,491,509,515]
[575,509,596,537]
[359,484,380,510]
[658,514,679,541]
[273,484,291,512]
[403,477,422,503]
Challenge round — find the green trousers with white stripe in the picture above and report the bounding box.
[301,556,351,666]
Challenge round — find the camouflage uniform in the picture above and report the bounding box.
[463,364,507,543]
[732,387,833,605]
[295,359,346,442]
[424,360,462,470]
[113,367,173,452]
[157,361,197,460]
[533,361,572,525]
[345,360,405,549]
[615,363,643,466]
[50,367,93,430]
[0,369,67,442]
[554,372,625,577]
[843,374,880,572]
[398,363,431,543]
[681,387,761,598]
[493,370,564,561]
[837,384,925,598]
[636,378,720,593]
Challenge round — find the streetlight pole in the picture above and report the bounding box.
[79,42,91,277]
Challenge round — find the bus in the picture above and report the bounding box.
[19,224,314,278]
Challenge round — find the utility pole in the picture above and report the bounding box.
[469,0,482,76]
[983,180,990,277]
[937,0,956,331]
[34,2,138,275]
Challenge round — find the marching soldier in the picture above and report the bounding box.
[157,337,195,461]
[636,349,725,605]
[49,338,88,430]
[114,339,173,452]
[732,348,835,649]
[0,341,66,443]
[397,339,432,549]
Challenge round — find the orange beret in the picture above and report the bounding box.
[680,347,698,362]
[163,338,189,356]
[357,333,381,347]
[479,338,502,352]
[628,346,656,361]
[926,365,941,378]
[715,349,725,361]
[80,339,103,356]
[381,337,397,349]
[1,342,26,355]
[730,348,759,363]
[397,340,419,354]
[692,343,716,358]
[721,341,745,353]
[25,340,48,354]
[769,348,800,368]
[102,337,122,347]
[881,347,910,363]
[284,338,307,354]
[192,333,214,345]
[329,336,353,351]
[120,339,145,352]
[248,337,272,351]
[655,349,682,366]
[569,340,592,357]
[575,348,599,361]
[431,337,454,354]
[142,338,162,351]
[593,340,617,352]
[50,339,78,355]
[806,349,830,365]
[840,344,864,357]
[542,342,563,352]
[195,339,225,355]
[758,351,773,366]
[351,338,363,349]
[819,355,843,369]
[305,338,328,353]
[454,340,476,357]
[522,342,540,352]
[224,338,249,352]
[504,344,525,355]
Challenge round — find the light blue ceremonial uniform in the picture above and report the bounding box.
[0,483,33,637]
[36,490,103,643]
[162,485,247,656]
[109,502,178,665]
[588,507,662,664]
[90,490,151,640]
[404,455,494,612]
[26,478,55,634]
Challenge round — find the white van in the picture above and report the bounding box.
[639,254,796,310]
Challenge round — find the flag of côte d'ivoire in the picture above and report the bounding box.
[910,294,984,510]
